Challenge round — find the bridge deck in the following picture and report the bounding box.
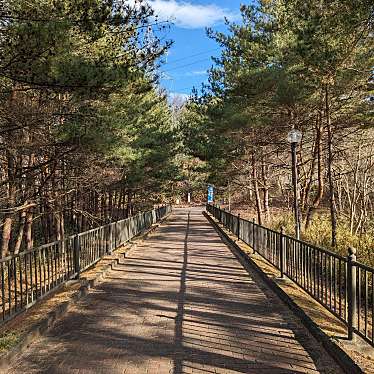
[8,208,341,373]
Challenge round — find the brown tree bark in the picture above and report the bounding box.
[305,113,325,229]
[261,158,270,222]
[25,209,34,250]
[325,85,337,247]
[1,150,17,257]
[252,152,262,225]
[13,210,26,254]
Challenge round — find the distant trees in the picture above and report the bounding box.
[180,0,374,248]
[0,0,176,256]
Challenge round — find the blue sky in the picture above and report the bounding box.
[147,0,245,100]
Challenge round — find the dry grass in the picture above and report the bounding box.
[0,282,81,354]
[0,332,19,352]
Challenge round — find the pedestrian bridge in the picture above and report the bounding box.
[8,208,342,373]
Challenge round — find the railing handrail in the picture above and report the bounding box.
[282,233,347,261]
[353,260,374,272]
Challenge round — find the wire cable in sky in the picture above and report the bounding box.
[161,57,214,73]
[164,47,220,67]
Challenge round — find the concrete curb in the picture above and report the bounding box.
[203,211,363,374]
[0,211,172,370]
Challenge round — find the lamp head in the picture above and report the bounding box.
[287,129,302,144]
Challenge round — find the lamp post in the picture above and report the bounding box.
[287,129,302,240]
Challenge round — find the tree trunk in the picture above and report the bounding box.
[1,150,16,258]
[13,210,26,254]
[261,159,270,222]
[325,85,337,247]
[349,146,360,234]
[25,209,34,250]
[301,118,319,212]
[252,153,262,225]
[305,113,324,229]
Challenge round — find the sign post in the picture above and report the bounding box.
[207,185,214,204]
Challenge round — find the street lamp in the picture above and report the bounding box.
[287,129,302,239]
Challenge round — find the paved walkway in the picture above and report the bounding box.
[8,208,342,374]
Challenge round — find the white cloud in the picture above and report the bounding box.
[148,0,238,29]
[185,70,208,76]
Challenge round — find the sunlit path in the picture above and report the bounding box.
[7,208,341,374]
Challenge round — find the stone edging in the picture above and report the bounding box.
[203,211,363,374]
[0,211,172,370]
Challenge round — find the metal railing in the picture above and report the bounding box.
[0,205,172,324]
[207,204,374,347]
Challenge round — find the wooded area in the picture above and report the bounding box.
[179,0,374,264]
[0,0,179,257]
[1,0,374,266]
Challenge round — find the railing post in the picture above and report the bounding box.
[114,222,118,250]
[252,218,256,252]
[109,223,114,255]
[237,213,240,241]
[105,224,110,254]
[100,227,104,258]
[73,235,81,279]
[347,246,357,341]
[280,226,285,278]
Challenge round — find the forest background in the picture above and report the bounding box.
[0,0,373,267]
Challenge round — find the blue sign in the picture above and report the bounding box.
[207,185,214,203]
